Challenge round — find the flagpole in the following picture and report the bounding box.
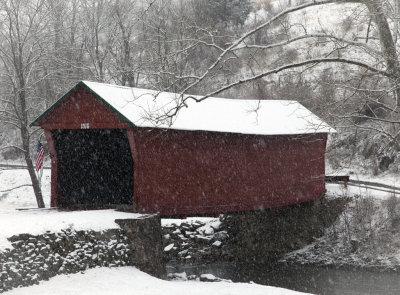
[38,163,43,189]
[35,138,45,190]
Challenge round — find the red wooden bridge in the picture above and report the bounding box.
[30,81,335,215]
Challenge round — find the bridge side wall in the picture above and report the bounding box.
[133,128,327,215]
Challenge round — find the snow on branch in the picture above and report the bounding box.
[237,33,382,58]
[193,58,389,102]
[179,0,370,100]
[155,57,388,122]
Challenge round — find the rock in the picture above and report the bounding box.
[212,241,222,247]
[203,227,214,235]
[213,231,228,240]
[167,272,187,281]
[164,243,174,252]
[210,221,222,231]
[199,274,221,282]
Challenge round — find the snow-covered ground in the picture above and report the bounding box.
[326,164,400,189]
[326,182,398,200]
[0,167,51,210]
[326,169,400,200]
[0,167,145,252]
[4,266,311,295]
[0,166,312,294]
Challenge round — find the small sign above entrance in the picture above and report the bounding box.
[81,123,90,129]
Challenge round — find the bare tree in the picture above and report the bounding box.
[110,0,140,86]
[0,0,51,208]
[80,0,117,82]
[154,0,400,142]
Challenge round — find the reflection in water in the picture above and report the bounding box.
[167,262,400,295]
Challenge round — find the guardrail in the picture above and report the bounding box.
[326,175,400,196]
[0,163,50,170]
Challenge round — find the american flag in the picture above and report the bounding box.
[35,141,45,172]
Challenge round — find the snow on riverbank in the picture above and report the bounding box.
[286,182,400,270]
[4,266,312,295]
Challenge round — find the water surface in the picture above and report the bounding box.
[168,262,400,295]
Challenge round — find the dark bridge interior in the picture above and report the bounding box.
[53,129,133,207]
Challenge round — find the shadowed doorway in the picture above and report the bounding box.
[53,129,133,207]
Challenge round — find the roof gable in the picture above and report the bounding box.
[32,83,132,129]
[32,80,335,135]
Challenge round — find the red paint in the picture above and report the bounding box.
[131,128,327,215]
[38,86,131,130]
[34,85,328,215]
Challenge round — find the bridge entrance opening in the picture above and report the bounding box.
[52,129,133,208]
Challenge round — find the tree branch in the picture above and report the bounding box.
[194,58,390,102]
[238,33,382,58]
[0,184,32,193]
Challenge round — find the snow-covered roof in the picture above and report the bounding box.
[34,80,335,135]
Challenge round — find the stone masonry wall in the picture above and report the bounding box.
[0,214,165,293]
[162,217,232,264]
[0,228,129,293]
[116,215,165,278]
[225,196,350,263]
[161,196,349,265]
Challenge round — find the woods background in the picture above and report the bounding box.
[1,0,400,206]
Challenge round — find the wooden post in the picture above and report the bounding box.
[44,129,58,207]
[126,128,139,212]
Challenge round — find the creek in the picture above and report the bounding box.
[167,262,400,295]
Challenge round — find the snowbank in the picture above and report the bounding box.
[4,266,312,295]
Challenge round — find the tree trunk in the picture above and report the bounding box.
[365,0,400,105]
[19,85,45,208]
[394,0,400,45]
[22,131,45,209]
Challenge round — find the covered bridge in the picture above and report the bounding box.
[31,81,334,215]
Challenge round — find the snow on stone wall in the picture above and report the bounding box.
[0,228,130,293]
[0,214,165,293]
